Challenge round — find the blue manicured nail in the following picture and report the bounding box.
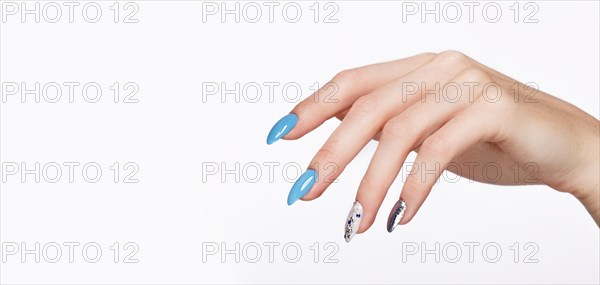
[267,113,298,145]
[287,169,317,205]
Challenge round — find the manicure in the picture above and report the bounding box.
[266,113,298,145]
[287,169,317,205]
[387,199,406,233]
[344,201,363,242]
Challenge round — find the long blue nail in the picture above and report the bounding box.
[267,113,298,145]
[287,169,317,205]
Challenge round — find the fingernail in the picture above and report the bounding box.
[287,169,317,205]
[267,113,298,145]
[387,199,406,233]
[344,201,363,243]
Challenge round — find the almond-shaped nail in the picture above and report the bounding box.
[387,199,406,233]
[266,113,298,145]
[344,201,363,243]
[287,169,317,205]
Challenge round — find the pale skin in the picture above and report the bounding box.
[283,51,600,233]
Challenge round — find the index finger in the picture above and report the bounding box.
[266,53,436,144]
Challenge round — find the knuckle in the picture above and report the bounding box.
[420,135,447,158]
[332,68,361,88]
[486,91,515,113]
[436,50,469,64]
[381,115,412,140]
[477,82,513,110]
[348,95,378,118]
[416,52,438,60]
[457,67,492,84]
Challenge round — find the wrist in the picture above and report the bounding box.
[568,150,600,226]
[576,182,599,226]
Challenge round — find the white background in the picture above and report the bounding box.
[1,0,599,284]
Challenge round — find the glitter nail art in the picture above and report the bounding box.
[344,201,363,242]
[387,199,406,233]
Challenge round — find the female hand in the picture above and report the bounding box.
[266,51,600,242]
